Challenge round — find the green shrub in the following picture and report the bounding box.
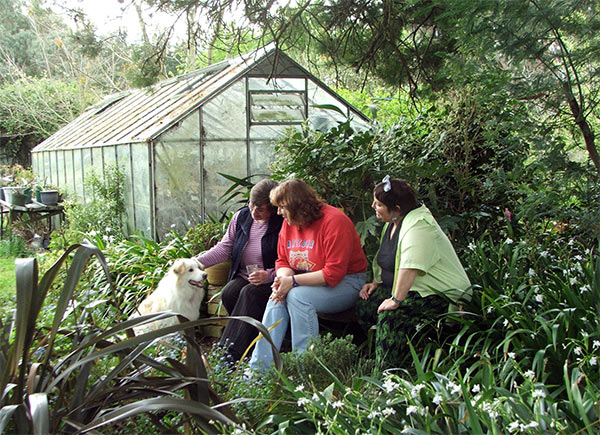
[183,221,227,254]
[50,164,126,250]
[281,333,375,391]
[0,241,282,433]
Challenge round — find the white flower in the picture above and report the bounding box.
[468,242,476,251]
[590,357,597,366]
[170,224,176,229]
[406,405,418,416]
[487,306,495,313]
[295,385,305,392]
[368,410,381,419]
[507,421,520,431]
[540,250,549,258]
[535,294,543,303]
[297,397,310,406]
[503,319,509,327]
[506,238,513,245]
[574,255,583,261]
[410,384,425,398]
[89,230,97,236]
[524,370,535,379]
[522,421,539,429]
[570,277,578,285]
[528,268,536,277]
[504,273,510,279]
[432,394,443,405]
[594,340,600,349]
[581,284,592,293]
[508,352,516,359]
[312,393,320,401]
[383,378,399,393]
[382,407,396,416]
[471,384,481,394]
[331,400,344,409]
[448,382,462,395]
[574,346,583,356]
[532,389,546,398]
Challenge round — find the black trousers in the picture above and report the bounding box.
[218,276,272,361]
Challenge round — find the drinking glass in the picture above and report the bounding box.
[246,264,260,274]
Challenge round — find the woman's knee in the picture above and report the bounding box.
[221,281,243,310]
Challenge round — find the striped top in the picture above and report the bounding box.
[196,210,275,282]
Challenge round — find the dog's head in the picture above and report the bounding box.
[171,258,207,289]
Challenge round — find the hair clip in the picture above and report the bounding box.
[382,175,391,192]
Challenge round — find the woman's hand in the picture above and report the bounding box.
[377,297,400,313]
[269,276,294,303]
[359,281,378,300]
[248,270,268,286]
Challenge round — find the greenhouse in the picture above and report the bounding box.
[30,44,370,239]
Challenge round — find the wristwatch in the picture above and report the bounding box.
[391,295,401,304]
[291,275,299,287]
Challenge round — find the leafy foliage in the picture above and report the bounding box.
[0,240,281,433]
[51,164,126,250]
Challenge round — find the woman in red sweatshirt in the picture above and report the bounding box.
[250,179,367,370]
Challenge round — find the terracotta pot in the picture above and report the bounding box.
[205,260,231,286]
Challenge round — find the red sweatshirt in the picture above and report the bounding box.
[275,204,367,287]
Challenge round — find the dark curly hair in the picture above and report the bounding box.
[270,179,324,227]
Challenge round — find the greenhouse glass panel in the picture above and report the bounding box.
[155,140,201,238]
[248,78,305,91]
[131,143,151,237]
[56,151,65,189]
[48,153,57,187]
[249,140,277,176]
[249,124,298,140]
[64,150,74,193]
[43,153,51,186]
[203,140,247,219]
[31,154,39,179]
[250,92,305,123]
[203,81,246,140]
[103,146,116,169]
[82,148,93,202]
[117,145,135,234]
[91,148,103,178]
[73,149,84,200]
[307,80,347,127]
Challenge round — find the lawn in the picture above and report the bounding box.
[0,257,16,314]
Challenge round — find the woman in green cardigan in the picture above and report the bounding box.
[356,176,471,367]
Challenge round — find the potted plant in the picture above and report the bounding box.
[0,165,37,205]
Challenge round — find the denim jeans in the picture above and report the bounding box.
[249,272,366,371]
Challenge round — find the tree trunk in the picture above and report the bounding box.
[564,83,600,177]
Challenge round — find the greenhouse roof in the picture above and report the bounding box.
[33,44,368,152]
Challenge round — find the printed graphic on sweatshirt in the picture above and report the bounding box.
[289,250,316,271]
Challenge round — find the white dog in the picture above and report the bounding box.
[132,258,207,335]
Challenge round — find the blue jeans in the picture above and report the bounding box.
[249,272,366,371]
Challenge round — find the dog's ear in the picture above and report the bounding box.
[196,259,205,270]
[172,259,186,275]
